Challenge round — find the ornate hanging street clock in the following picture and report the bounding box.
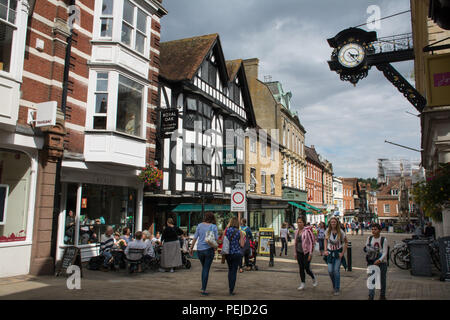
[327,28,377,85]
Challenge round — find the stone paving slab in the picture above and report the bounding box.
[0,233,449,300]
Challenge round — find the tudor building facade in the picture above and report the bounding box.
[153,34,256,234]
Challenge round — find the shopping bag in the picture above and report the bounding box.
[205,230,218,249]
[314,242,320,252]
[221,236,230,255]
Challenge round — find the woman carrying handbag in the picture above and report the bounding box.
[190,212,218,296]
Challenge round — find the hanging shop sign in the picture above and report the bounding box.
[160,109,179,134]
[426,53,450,107]
[28,101,57,128]
[223,147,237,167]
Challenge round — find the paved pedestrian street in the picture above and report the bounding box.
[0,233,449,300]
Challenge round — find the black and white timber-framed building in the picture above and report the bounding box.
[145,34,256,234]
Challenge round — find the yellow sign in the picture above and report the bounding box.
[258,228,274,256]
[425,53,450,107]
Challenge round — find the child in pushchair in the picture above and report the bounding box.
[179,235,192,269]
[245,239,258,271]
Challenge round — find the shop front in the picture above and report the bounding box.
[0,147,39,277]
[145,195,235,236]
[248,196,288,237]
[57,163,143,262]
[282,186,307,225]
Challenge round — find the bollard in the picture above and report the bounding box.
[269,239,275,267]
[347,241,352,272]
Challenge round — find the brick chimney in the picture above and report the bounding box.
[243,58,259,80]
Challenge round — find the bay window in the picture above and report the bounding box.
[99,0,114,38]
[184,97,212,131]
[121,0,148,55]
[90,71,144,137]
[116,74,143,136]
[0,0,17,73]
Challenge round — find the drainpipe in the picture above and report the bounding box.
[50,0,75,261]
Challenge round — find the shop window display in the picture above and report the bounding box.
[64,183,136,245]
[0,150,31,243]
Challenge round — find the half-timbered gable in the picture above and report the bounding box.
[154,34,255,233]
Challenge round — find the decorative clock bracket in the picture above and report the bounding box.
[327,28,426,113]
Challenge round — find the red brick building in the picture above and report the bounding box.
[342,178,358,222]
[0,0,167,277]
[305,146,323,208]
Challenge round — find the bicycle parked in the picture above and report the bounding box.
[391,236,440,271]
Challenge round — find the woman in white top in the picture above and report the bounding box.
[324,217,348,296]
[279,222,289,256]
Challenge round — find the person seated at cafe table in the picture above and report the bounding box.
[100,226,115,271]
[142,230,156,258]
[125,231,147,272]
[120,227,133,245]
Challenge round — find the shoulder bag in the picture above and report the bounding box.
[205,224,218,249]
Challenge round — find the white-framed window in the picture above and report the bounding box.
[250,135,256,153]
[93,72,109,129]
[261,171,266,194]
[384,204,390,213]
[250,168,257,192]
[260,140,267,157]
[0,0,18,73]
[99,0,114,38]
[121,0,148,55]
[391,189,398,196]
[90,71,144,137]
[270,175,275,195]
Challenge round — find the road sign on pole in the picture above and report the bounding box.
[231,183,246,212]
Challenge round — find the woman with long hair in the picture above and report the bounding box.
[225,216,245,295]
[294,215,317,290]
[190,212,218,296]
[324,216,348,296]
[279,222,289,256]
[159,217,183,273]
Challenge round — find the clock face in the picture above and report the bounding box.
[338,43,366,68]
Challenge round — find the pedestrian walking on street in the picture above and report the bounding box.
[159,217,184,273]
[294,215,318,291]
[324,217,348,296]
[355,222,359,235]
[239,218,253,272]
[317,222,326,256]
[190,212,218,296]
[280,222,289,256]
[361,222,364,235]
[351,221,356,235]
[225,217,246,295]
[364,223,389,300]
[424,222,436,240]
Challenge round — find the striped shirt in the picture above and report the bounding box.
[100,234,115,253]
[327,230,346,251]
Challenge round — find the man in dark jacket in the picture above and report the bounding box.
[424,222,436,240]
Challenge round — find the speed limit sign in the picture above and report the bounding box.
[231,183,246,212]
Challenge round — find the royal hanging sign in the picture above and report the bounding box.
[160,109,179,134]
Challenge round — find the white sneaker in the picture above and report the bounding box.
[297,283,305,290]
[170,268,174,273]
[312,278,318,287]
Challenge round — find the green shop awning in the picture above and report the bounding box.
[172,204,231,212]
[288,202,313,214]
[301,202,322,212]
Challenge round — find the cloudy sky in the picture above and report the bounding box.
[160,0,421,179]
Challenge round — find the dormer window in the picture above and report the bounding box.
[200,55,217,87]
[391,189,398,196]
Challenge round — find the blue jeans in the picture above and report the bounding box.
[281,238,288,255]
[102,251,112,267]
[328,256,341,291]
[226,253,242,294]
[197,248,215,291]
